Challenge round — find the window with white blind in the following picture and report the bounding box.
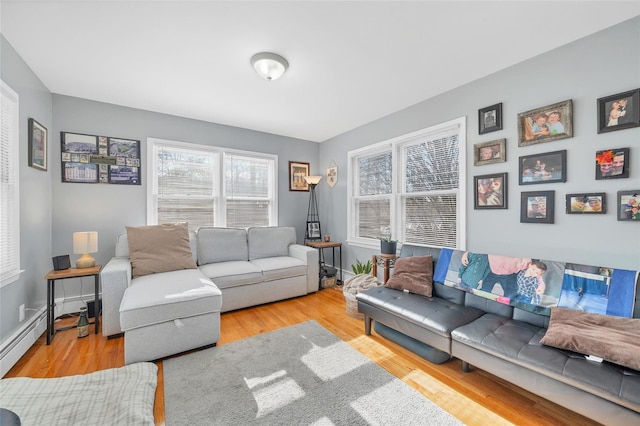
[147,138,277,229]
[348,117,466,250]
[1,80,21,287]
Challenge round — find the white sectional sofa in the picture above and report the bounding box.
[101,225,319,363]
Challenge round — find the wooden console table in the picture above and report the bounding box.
[372,255,398,284]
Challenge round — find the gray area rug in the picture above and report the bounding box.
[163,320,461,425]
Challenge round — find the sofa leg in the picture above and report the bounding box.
[364,315,372,335]
[461,361,471,373]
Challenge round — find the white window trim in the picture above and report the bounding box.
[146,137,278,227]
[347,117,466,250]
[1,80,23,288]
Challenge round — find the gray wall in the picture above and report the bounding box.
[0,35,53,342]
[319,17,640,274]
[51,95,320,269]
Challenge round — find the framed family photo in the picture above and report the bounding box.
[28,118,47,171]
[474,172,507,209]
[519,150,567,185]
[517,99,573,146]
[306,221,321,240]
[473,138,506,166]
[595,147,629,180]
[565,193,606,214]
[617,190,640,221]
[478,103,502,135]
[289,161,310,191]
[521,190,555,224]
[597,88,639,134]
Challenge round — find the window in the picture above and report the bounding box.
[147,138,277,229]
[348,117,466,250]
[1,80,21,287]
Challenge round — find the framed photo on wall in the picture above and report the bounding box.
[478,103,502,135]
[566,193,606,214]
[474,172,507,209]
[517,99,573,146]
[597,88,640,134]
[473,138,506,166]
[595,147,629,180]
[521,190,555,224]
[289,161,310,191]
[519,150,567,185]
[28,118,47,171]
[617,190,640,221]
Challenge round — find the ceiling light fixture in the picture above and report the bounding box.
[250,52,289,81]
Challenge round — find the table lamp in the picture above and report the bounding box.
[73,231,98,268]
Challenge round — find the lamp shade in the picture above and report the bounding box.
[303,175,323,185]
[73,232,98,254]
[250,52,289,81]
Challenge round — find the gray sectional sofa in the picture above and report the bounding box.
[356,245,640,425]
[101,226,318,363]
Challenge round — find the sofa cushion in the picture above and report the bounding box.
[248,226,296,260]
[540,307,640,371]
[116,230,197,261]
[196,227,248,265]
[384,255,433,297]
[250,256,306,281]
[120,269,221,331]
[451,313,640,408]
[198,261,263,289]
[126,223,197,278]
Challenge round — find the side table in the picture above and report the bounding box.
[305,241,343,290]
[44,265,101,344]
[372,255,398,284]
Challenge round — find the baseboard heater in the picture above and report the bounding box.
[0,307,47,377]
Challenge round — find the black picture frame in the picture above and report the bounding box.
[474,172,507,209]
[517,99,573,146]
[595,147,630,180]
[597,88,640,134]
[28,118,47,171]
[565,193,606,214]
[473,138,506,166]
[519,150,567,185]
[478,103,502,135]
[521,190,555,224]
[306,221,322,240]
[617,190,640,221]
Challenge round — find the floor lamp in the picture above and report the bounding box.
[304,175,323,241]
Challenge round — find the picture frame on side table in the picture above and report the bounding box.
[617,190,640,221]
[474,138,506,166]
[289,161,310,191]
[566,193,606,214]
[595,147,629,180]
[521,190,555,224]
[474,172,507,209]
[306,221,322,240]
[517,99,573,146]
[519,150,567,185]
[28,118,47,171]
[478,103,503,135]
[597,88,640,134]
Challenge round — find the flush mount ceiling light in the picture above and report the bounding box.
[250,52,289,81]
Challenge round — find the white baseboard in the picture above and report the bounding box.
[54,294,101,318]
[0,306,47,377]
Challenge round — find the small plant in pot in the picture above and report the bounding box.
[351,259,372,275]
[379,235,397,257]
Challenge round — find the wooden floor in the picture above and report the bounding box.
[6,286,601,426]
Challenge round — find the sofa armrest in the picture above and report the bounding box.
[289,244,319,293]
[100,257,132,337]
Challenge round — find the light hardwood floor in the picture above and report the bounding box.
[6,286,600,426]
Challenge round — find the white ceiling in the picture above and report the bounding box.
[1,1,639,142]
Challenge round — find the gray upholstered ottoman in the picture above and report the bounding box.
[120,268,222,364]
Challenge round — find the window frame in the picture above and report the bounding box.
[147,138,278,229]
[347,117,466,250]
[0,80,22,288]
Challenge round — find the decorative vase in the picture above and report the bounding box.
[77,306,89,338]
[380,240,397,257]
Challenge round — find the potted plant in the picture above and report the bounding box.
[344,258,378,318]
[351,259,372,275]
[379,235,397,257]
